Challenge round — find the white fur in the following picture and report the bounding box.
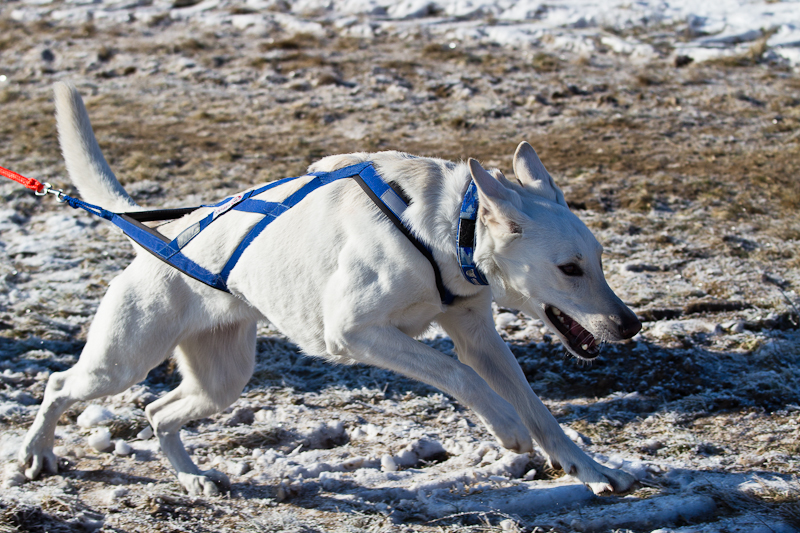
[18,82,641,497]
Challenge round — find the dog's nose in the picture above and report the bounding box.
[619,312,642,339]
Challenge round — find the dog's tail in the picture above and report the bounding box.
[54,82,139,212]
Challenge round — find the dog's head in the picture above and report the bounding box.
[470,142,641,360]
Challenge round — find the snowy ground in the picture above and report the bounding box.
[1,1,800,532]
[7,0,800,66]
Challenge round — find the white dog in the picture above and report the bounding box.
[17,82,641,497]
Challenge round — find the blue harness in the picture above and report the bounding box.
[57,162,489,304]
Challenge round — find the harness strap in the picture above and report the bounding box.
[169,175,300,254]
[115,213,228,289]
[349,166,455,305]
[6,162,457,304]
[214,162,455,304]
[125,207,200,223]
[216,170,346,286]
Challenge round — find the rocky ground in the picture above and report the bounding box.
[0,4,799,532]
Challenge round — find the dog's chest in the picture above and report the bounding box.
[392,301,443,339]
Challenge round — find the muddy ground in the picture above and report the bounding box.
[0,10,799,533]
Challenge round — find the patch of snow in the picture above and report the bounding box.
[77,404,115,428]
[568,494,716,532]
[649,318,722,338]
[3,0,799,64]
[113,439,133,456]
[102,487,129,505]
[3,462,26,488]
[136,426,154,440]
[87,428,112,452]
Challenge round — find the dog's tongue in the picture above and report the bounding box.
[568,319,596,349]
[568,321,584,337]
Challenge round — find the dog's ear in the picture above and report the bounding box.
[513,142,567,207]
[489,168,519,190]
[469,159,523,238]
[470,159,514,202]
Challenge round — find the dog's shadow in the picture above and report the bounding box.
[65,465,160,487]
[216,328,799,523]
[243,327,797,416]
[229,463,796,528]
[4,326,797,526]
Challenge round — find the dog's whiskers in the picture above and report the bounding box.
[575,329,594,346]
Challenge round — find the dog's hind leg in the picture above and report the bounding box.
[17,269,187,481]
[145,320,257,496]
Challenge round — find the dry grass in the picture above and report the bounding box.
[3,23,797,221]
[213,427,285,452]
[701,475,800,529]
[259,33,323,51]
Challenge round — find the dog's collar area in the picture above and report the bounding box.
[456,181,489,286]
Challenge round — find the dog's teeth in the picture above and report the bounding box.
[553,308,561,316]
[581,344,589,350]
[558,316,565,323]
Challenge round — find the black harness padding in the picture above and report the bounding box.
[125,207,199,223]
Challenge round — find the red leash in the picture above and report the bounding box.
[0,165,45,193]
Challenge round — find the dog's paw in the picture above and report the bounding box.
[3,462,27,488]
[564,458,637,495]
[178,469,231,497]
[584,468,636,495]
[17,441,58,481]
[492,423,534,454]
[477,409,534,454]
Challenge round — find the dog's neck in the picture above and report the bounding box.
[375,155,490,302]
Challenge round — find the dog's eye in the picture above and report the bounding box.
[559,263,583,276]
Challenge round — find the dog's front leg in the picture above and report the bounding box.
[436,292,636,495]
[325,325,532,453]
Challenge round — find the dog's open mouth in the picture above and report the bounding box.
[545,306,599,360]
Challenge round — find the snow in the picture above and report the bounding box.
[113,439,133,456]
[136,426,154,440]
[87,428,113,452]
[567,494,717,532]
[76,404,116,428]
[4,0,800,65]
